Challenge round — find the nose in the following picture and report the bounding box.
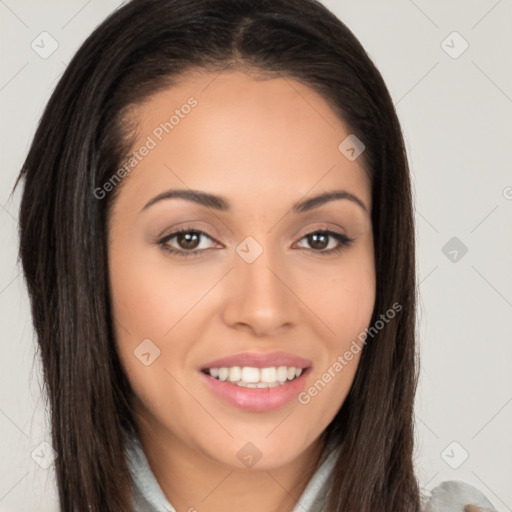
[220,245,300,337]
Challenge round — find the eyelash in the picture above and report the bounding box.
[157,226,354,258]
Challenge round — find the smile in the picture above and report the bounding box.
[200,366,310,412]
[202,366,304,388]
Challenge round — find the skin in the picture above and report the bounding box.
[108,69,376,512]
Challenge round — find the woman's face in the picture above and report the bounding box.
[108,70,375,470]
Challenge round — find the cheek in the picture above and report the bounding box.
[109,255,202,440]
[108,243,211,341]
[320,271,375,329]
[298,248,375,424]
[297,281,371,432]
[108,244,219,423]
[335,235,376,331]
[303,239,376,346]
[334,268,376,338]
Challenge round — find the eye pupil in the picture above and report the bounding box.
[309,233,328,250]
[178,232,200,249]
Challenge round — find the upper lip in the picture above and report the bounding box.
[199,351,312,370]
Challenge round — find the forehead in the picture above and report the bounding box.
[115,69,371,214]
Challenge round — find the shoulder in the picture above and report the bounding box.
[422,480,497,512]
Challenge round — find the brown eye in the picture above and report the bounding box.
[175,232,201,250]
[307,232,329,250]
[296,230,354,254]
[158,228,218,257]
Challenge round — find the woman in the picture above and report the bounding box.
[14,0,497,511]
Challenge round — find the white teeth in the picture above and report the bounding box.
[260,367,276,383]
[206,365,306,386]
[241,367,260,383]
[228,366,241,382]
[218,367,229,381]
[276,366,288,382]
[236,381,281,389]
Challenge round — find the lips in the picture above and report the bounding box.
[199,366,310,412]
[199,351,312,370]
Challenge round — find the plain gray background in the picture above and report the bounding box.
[1,1,511,510]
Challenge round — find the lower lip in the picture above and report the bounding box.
[199,369,310,412]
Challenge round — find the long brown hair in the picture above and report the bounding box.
[15,0,420,510]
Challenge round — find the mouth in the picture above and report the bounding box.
[201,365,307,388]
[199,363,311,412]
[198,351,312,411]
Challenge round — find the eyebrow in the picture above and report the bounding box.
[141,188,369,214]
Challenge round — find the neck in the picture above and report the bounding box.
[135,413,327,512]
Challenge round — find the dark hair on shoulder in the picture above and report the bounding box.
[14,0,420,510]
